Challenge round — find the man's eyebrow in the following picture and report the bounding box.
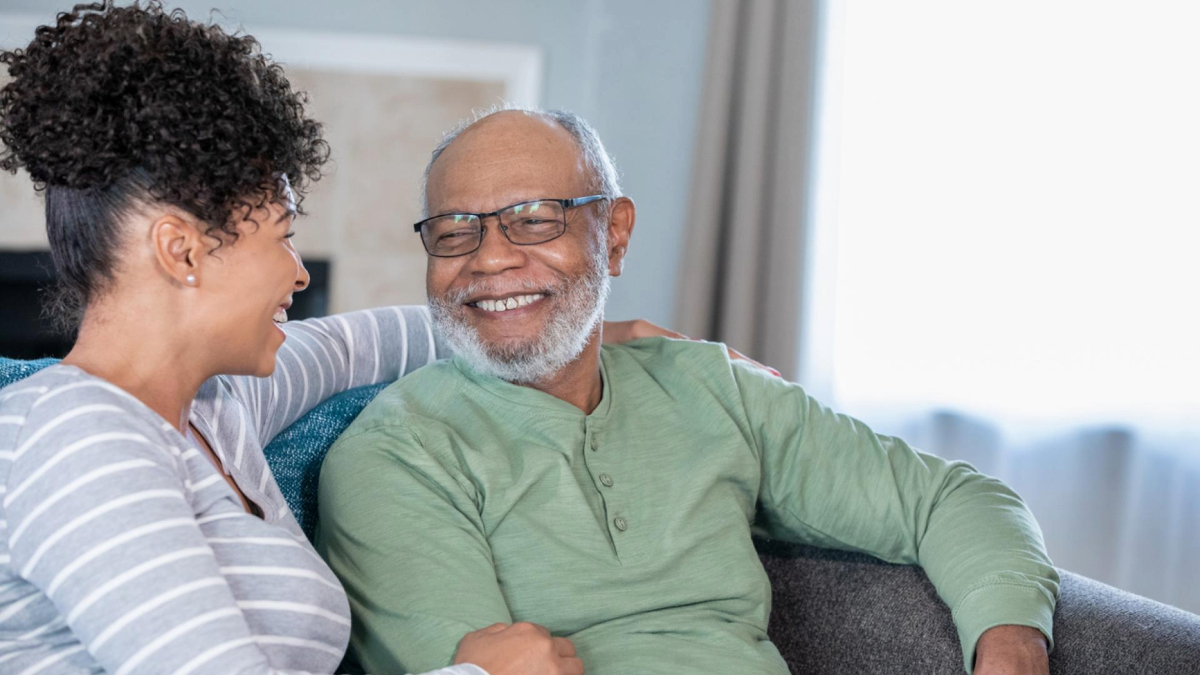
[433,197,542,217]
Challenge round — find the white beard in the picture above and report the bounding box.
[428,247,611,384]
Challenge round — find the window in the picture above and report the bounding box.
[813,1,1200,431]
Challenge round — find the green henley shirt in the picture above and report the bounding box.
[316,338,1058,675]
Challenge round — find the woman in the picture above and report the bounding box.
[0,2,686,672]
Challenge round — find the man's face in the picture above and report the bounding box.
[423,112,630,382]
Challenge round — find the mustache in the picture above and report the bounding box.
[441,275,563,306]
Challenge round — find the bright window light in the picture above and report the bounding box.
[820,1,1200,429]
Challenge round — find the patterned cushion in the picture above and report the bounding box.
[0,357,57,388]
[262,382,390,540]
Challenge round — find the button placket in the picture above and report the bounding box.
[590,432,615,490]
[585,420,627,536]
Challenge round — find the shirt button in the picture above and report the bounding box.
[613,516,628,531]
[599,473,613,487]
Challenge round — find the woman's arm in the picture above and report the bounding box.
[230,306,444,445]
[601,319,781,376]
[231,308,763,446]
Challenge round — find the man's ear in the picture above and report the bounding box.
[605,196,636,277]
[150,215,206,287]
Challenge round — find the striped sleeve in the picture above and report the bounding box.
[236,306,448,444]
[4,386,325,674]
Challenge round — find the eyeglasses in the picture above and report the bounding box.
[413,195,608,258]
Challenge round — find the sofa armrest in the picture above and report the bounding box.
[755,539,1200,674]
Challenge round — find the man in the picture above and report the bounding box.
[316,108,1058,675]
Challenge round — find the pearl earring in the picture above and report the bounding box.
[185,274,196,285]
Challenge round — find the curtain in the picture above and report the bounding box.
[683,0,1200,617]
[811,0,1200,616]
[675,0,822,379]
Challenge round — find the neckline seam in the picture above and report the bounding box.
[451,355,614,420]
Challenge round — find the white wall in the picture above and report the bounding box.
[2,0,713,326]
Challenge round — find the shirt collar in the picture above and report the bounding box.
[450,349,615,421]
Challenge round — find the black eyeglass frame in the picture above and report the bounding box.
[412,195,609,257]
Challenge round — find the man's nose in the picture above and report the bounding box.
[469,217,526,274]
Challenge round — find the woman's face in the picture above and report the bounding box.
[194,180,309,377]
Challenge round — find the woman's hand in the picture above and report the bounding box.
[453,622,583,675]
[601,319,781,377]
[602,319,688,343]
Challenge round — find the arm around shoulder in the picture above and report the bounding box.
[232,305,441,442]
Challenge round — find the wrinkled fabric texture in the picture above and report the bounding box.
[0,306,457,675]
[317,339,1058,674]
[2,364,353,673]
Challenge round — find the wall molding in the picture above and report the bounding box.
[0,14,542,106]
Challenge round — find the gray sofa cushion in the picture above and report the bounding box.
[757,539,1200,674]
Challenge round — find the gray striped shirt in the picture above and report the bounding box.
[0,306,482,675]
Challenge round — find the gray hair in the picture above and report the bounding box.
[420,103,622,217]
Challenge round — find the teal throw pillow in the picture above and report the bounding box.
[262,382,390,540]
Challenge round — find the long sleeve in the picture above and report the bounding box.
[316,422,512,674]
[232,306,449,445]
[4,388,330,674]
[730,360,1059,673]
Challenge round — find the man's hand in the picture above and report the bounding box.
[974,625,1049,675]
[453,622,584,675]
[601,319,781,377]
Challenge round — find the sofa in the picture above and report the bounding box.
[4,358,1199,674]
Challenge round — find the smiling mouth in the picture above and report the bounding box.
[273,301,292,325]
[466,293,546,313]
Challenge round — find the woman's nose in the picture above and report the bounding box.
[294,255,311,291]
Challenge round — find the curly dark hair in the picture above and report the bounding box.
[0,1,329,331]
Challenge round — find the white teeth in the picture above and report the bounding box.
[273,308,288,324]
[474,293,545,313]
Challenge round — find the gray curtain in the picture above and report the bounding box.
[676,0,823,380]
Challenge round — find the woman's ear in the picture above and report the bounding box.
[606,196,636,277]
[150,215,205,287]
